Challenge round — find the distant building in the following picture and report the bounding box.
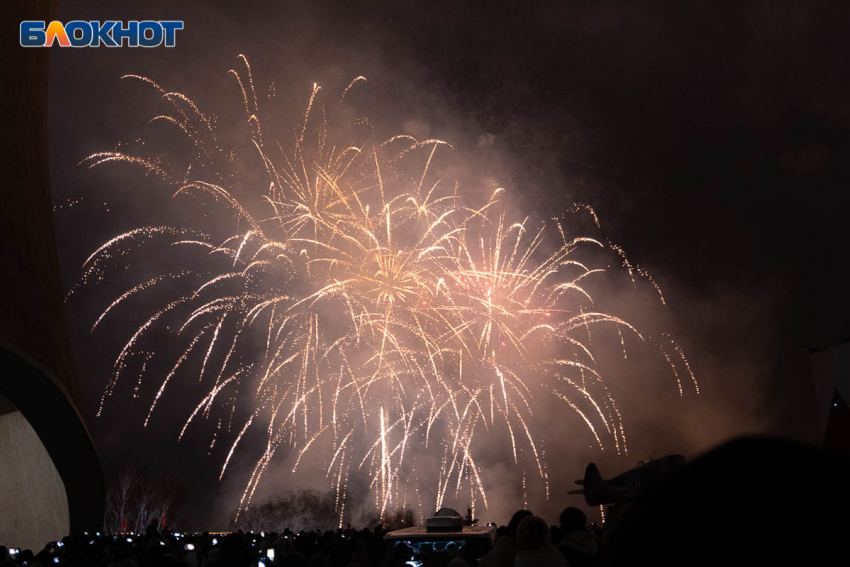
[0,0,104,551]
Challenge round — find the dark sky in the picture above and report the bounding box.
[49,0,850,528]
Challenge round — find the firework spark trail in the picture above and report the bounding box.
[77,56,697,523]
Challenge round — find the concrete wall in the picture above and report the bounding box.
[0,411,69,551]
[0,0,77,397]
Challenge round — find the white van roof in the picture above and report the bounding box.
[384,526,496,540]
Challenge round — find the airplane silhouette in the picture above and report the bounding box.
[569,454,685,506]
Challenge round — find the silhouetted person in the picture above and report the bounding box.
[283,552,307,567]
[601,436,850,566]
[219,533,249,567]
[389,543,412,567]
[514,516,565,567]
[557,508,597,567]
[479,510,532,567]
[351,539,371,567]
[309,552,330,567]
[548,525,563,547]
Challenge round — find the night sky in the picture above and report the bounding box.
[48,0,850,528]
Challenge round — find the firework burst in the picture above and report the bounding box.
[75,56,698,523]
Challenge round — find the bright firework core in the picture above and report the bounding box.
[74,56,697,524]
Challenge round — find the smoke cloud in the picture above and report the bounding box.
[49,0,832,531]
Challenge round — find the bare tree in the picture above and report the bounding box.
[362,506,415,531]
[104,465,140,533]
[134,470,179,532]
[232,489,339,532]
[103,466,184,533]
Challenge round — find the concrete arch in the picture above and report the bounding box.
[0,341,104,549]
[1,0,105,550]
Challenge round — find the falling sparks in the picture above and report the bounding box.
[522,470,528,510]
[76,56,697,524]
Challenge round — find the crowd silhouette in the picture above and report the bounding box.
[0,506,605,567]
[0,525,386,567]
[2,437,849,567]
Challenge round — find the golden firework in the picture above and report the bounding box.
[77,56,697,524]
